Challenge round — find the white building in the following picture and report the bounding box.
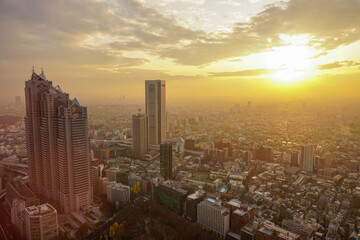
[197,198,230,238]
[107,183,130,204]
[172,137,185,154]
[25,203,58,240]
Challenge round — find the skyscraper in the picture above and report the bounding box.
[145,80,166,145]
[25,69,92,213]
[160,142,172,180]
[132,113,148,156]
[301,145,314,172]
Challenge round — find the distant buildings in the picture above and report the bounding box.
[255,221,300,240]
[145,80,166,145]
[160,142,173,180]
[301,145,314,172]
[15,96,21,106]
[197,198,230,238]
[24,70,92,213]
[24,203,58,240]
[132,114,148,156]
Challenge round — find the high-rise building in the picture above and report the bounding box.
[197,198,230,238]
[160,142,172,180]
[301,145,314,173]
[132,113,148,156]
[25,69,92,213]
[24,203,58,240]
[290,151,300,167]
[15,96,21,106]
[145,80,166,145]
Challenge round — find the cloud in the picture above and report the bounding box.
[210,68,275,77]
[0,0,203,67]
[159,0,360,65]
[317,61,360,70]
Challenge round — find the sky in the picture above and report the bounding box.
[0,0,360,105]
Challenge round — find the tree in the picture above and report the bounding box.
[118,223,124,236]
[109,226,115,239]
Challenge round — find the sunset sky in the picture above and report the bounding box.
[1,0,360,105]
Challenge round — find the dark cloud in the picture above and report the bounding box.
[209,69,275,77]
[317,61,360,70]
[0,0,203,67]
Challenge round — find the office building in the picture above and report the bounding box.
[25,69,92,213]
[132,114,148,156]
[290,151,300,167]
[145,80,166,145]
[24,203,58,240]
[157,181,188,214]
[197,198,230,238]
[241,220,259,240]
[301,145,314,173]
[6,178,40,209]
[106,183,130,204]
[185,188,206,222]
[160,142,173,180]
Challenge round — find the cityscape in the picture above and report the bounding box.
[1,0,360,240]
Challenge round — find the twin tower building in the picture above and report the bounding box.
[25,70,167,214]
[132,80,167,156]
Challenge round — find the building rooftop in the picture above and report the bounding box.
[25,203,56,217]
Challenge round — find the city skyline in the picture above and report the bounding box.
[1,1,360,240]
[1,0,360,104]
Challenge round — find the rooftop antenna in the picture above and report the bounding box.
[41,68,44,74]
[32,66,34,74]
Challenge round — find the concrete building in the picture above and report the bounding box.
[160,142,173,180]
[197,198,230,238]
[185,188,206,222]
[132,114,148,156]
[24,203,58,240]
[25,70,92,213]
[106,183,130,204]
[301,145,314,173]
[145,80,166,145]
[157,181,188,214]
[255,221,300,240]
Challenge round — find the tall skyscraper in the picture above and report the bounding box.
[145,80,166,145]
[301,145,314,172]
[25,69,92,213]
[160,142,172,180]
[132,113,148,156]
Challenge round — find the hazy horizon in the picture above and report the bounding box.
[1,0,360,105]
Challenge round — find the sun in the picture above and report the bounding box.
[263,35,317,84]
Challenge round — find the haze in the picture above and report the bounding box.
[0,0,360,105]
